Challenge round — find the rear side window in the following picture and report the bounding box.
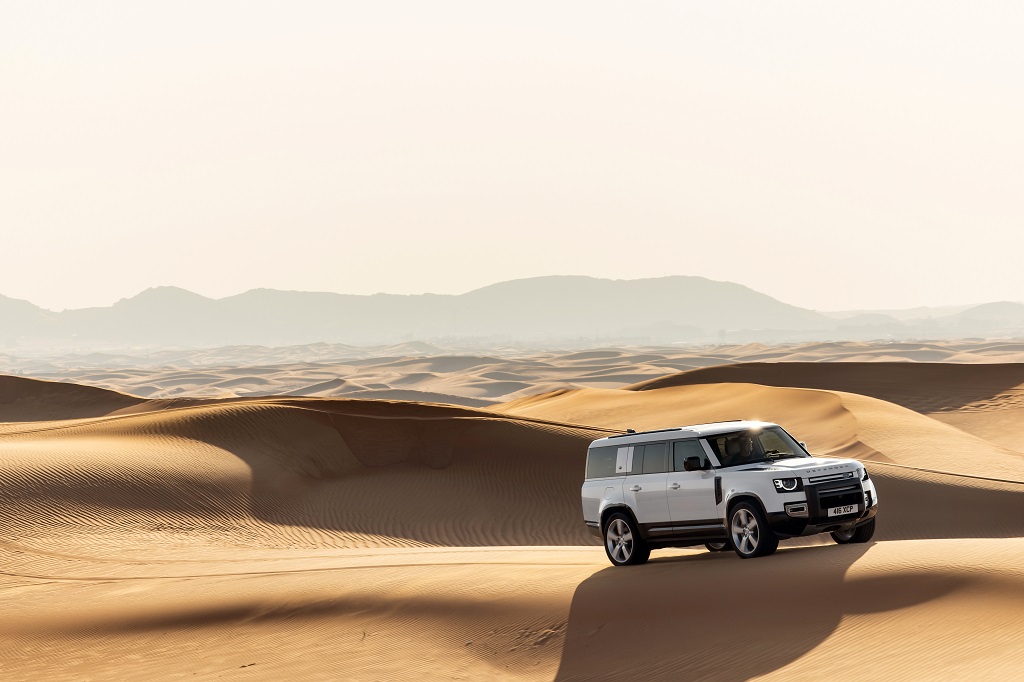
[673,440,709,471]
[640,442,668,474]
[586,446,619,479]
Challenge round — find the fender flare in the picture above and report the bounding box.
[599,504,640,535]
[724,491,770,521]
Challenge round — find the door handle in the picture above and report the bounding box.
[629,485,642,492]
[669,483,681,490]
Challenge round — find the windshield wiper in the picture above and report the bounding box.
[763,450,801,459]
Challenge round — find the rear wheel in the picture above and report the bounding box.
[831,518,876,544]
[704,541,729,552]
[603,513,650,567]
[729,502,779,559]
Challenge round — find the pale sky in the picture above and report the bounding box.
[2,1,1022,312]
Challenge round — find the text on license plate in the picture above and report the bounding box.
[827,505,858,517]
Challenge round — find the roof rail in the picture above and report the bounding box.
[609,427,684,439]
[607,420,750,439]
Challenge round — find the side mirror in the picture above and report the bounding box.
[799,441,807,450]
[683,456,703,472]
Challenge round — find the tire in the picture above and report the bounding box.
[728,502,779,559]
[831,517,876,544]
[603,512,650,566]
[704,541,729,552]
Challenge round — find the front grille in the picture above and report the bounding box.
[819,490,861,510]
[819,484,859,496]
[806,481,864,521]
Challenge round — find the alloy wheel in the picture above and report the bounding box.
[731,508,760,555]
[606,518,633,563]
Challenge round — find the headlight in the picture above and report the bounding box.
[773,478,803,492]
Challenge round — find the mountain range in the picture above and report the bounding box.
[2,276,1022,352]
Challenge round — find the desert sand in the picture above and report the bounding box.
[2,344,1024,680]
[9,338,1024,406]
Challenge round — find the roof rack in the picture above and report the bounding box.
[608,420,749,439]
[609,427,684,439]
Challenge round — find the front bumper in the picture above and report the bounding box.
[767,478,878,538]
[769,504,877,537]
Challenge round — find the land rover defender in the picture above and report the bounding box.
[581,420,879,564]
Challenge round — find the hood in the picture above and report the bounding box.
[732,457,862,480]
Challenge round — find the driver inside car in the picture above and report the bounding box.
[722,435,758,466]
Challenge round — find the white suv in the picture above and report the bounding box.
[581,420,879,564]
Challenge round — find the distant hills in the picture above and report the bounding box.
[1,276,1022,352]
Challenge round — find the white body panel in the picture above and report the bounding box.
[667,468,719,524]
[625,472,669,523]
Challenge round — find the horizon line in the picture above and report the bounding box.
[0,274,1012,315]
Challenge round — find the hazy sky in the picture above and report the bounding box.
[3,1,1022,312]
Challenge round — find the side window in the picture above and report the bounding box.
[629,445,644,475]
[641,442,668,474]
[704,436,728,463]
[585,446,619,479]
[673,440,709,471]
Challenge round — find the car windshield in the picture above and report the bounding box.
[703,427,809,468]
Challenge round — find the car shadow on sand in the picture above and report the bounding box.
[554,542,962,681]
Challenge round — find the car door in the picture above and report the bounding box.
[667,439,721,526]
[623,443,670,529]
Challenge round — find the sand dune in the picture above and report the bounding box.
[9,339,1024,406]
[630,360,1024,413]
[0,374,144,421]
[4,541,1022,681]
[2,351,1024,680]
[501,380,1024,479]
[1,545,590,681]
[631,360,1024,455]
[556,539,1024,681]
[0,386,609,553]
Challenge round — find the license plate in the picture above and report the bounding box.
[827,505,858,517]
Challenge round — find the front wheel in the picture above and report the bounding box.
[704,541,729,552]
[831,517,876,544]
[603,513,650,567]
[729,502,779,559]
